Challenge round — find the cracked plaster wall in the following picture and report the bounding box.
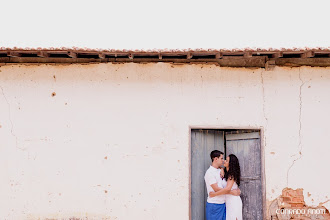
[0,63,329,219]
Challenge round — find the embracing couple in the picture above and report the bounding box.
[204,150,243,220]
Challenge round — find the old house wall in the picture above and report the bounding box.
[0,63,329,219]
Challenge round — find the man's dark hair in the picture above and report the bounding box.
[210,150,224,162]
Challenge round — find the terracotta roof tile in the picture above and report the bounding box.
[0,46,329,53]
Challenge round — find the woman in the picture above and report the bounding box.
[209,154,243,220]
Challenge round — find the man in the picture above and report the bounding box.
[204,150,240,220]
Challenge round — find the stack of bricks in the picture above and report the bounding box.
[275,188,330,220]
[280,188,305,208]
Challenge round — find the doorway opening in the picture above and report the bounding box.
[190,129,264,220]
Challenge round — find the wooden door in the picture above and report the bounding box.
[225,132,263,220]
[191,130,224,220]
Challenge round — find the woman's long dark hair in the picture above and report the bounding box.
[224,154,241,186]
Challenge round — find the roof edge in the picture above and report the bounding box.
[1,48,330,69]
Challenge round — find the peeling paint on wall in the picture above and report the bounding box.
[269,188,330,219]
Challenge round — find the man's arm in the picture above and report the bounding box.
[206,171,239,196]
[210,178,239,197]
[210,186,231,196]
[211,179,240,196]
[210,183,223,192]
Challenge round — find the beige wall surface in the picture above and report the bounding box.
[0,63,329,219]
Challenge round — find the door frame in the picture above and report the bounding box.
[188,126,266,220]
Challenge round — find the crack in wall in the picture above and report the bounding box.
[319,199,330,207]
[261,70,268,150]
[0,84,25,151]
[261,71,268,123]
[261,70,268,123]
[286,68,305,186]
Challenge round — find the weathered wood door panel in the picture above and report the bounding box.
[191,130,224,220]
[226,132,263,220]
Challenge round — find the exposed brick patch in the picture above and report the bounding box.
[269,188,330,220]
[281,188,305,208]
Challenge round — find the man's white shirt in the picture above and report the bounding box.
[204,165,226,204]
